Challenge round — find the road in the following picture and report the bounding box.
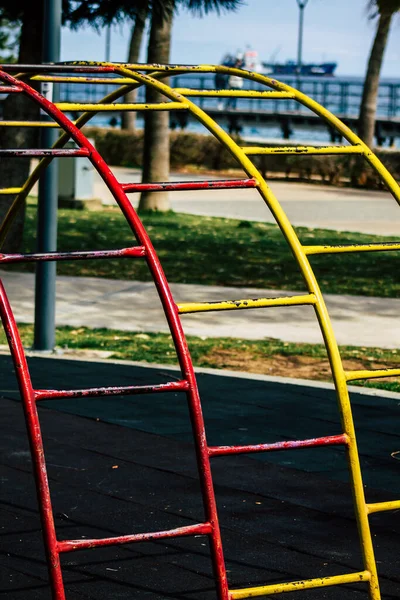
[96,167,400,237]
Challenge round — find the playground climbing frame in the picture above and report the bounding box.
[0,62,399,600]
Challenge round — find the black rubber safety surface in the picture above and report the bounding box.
[1,355,399,599]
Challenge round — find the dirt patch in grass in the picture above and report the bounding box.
[5,324,399,392]
[199,348,399,382]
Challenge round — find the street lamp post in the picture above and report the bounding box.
[296,0,309,77]
[105,24,111,62]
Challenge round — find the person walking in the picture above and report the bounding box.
[226,54,244,110]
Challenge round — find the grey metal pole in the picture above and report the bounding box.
[105,25,111,62]
[33,0,61,350]
[296,0,309,77]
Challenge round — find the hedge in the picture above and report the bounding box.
[84,127,400,190]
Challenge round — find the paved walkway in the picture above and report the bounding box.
[95,167,400,236]
[2,269,399,349]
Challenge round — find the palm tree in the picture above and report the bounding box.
[121,2,149,131]
[138,0,243,212]
[358,0,400,147]
[138,1,174,211]
[0,1,45,251]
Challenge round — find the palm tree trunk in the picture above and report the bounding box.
[0,2,44,251]
[358,11,393,148]
[121,5,147,132]
[138,4,173,212]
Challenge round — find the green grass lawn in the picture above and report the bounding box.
[10,203,400,298]
[4,323,399,394]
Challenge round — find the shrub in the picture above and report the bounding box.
[83,127,400,190]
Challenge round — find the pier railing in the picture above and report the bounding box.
[59,74,400,119]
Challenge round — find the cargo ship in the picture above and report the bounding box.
[221,50,337,77]
[262,60,337,77]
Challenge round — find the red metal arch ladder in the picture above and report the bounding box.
[0,69,239,600]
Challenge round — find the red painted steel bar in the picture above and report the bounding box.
[0,281,66,599]
[0,86,22,93]
[35,380,190,401]
[0,68,230,600]
[0,64,117,72]
[0,148,90,157]
[58,522,213,553]
[121,178,258,193]
[0,246,145,264]
[208,434,349,457]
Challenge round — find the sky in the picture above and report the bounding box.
[61,0,400,78]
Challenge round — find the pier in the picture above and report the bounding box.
[58,74,400,145]
[169,105,400,144]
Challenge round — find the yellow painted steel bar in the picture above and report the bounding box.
[0,187,23,194]
[173,88,295,98]
[345,368,400,382]
[243,145,364,155]
[304,242,400,255]
[0,120,65,127]
[230,571,371,599]
[55,101,188,112]
[177,293,316,314]
[32,75,138,84]
[367,500,400,514]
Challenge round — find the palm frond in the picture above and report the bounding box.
[181,0,244,17]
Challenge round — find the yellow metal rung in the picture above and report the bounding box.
[0,187,23,194]
[55,102,188,112]
[367,500,400,514]
[242,145,364,156]
[304,242,400,255]
[33,75,136,84]
[177,293,316,314]
[345,367,400,382]
[173,89,295,99]
[0,121,62,128]
[229,570,371,598]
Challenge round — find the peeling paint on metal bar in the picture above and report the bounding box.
[0,246,146,264]
[57,522,212,553]
[208,434,349,457]
[304,242,400,255]
[35,379,189,401]
[230,571,371,598]
[177,293,316,314]
[122,178,257,193]
[243,145,364,155]
[55,101,188,112]
[173,88,295,98]
[0,148,90,157]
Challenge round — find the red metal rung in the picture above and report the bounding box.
[35,379,190,401]
[0,86,22,93]
[0,148,91,157]
[121,178,258,193]
[208,434,349,457]
[0,246,145,264]
[57,521,213,554]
